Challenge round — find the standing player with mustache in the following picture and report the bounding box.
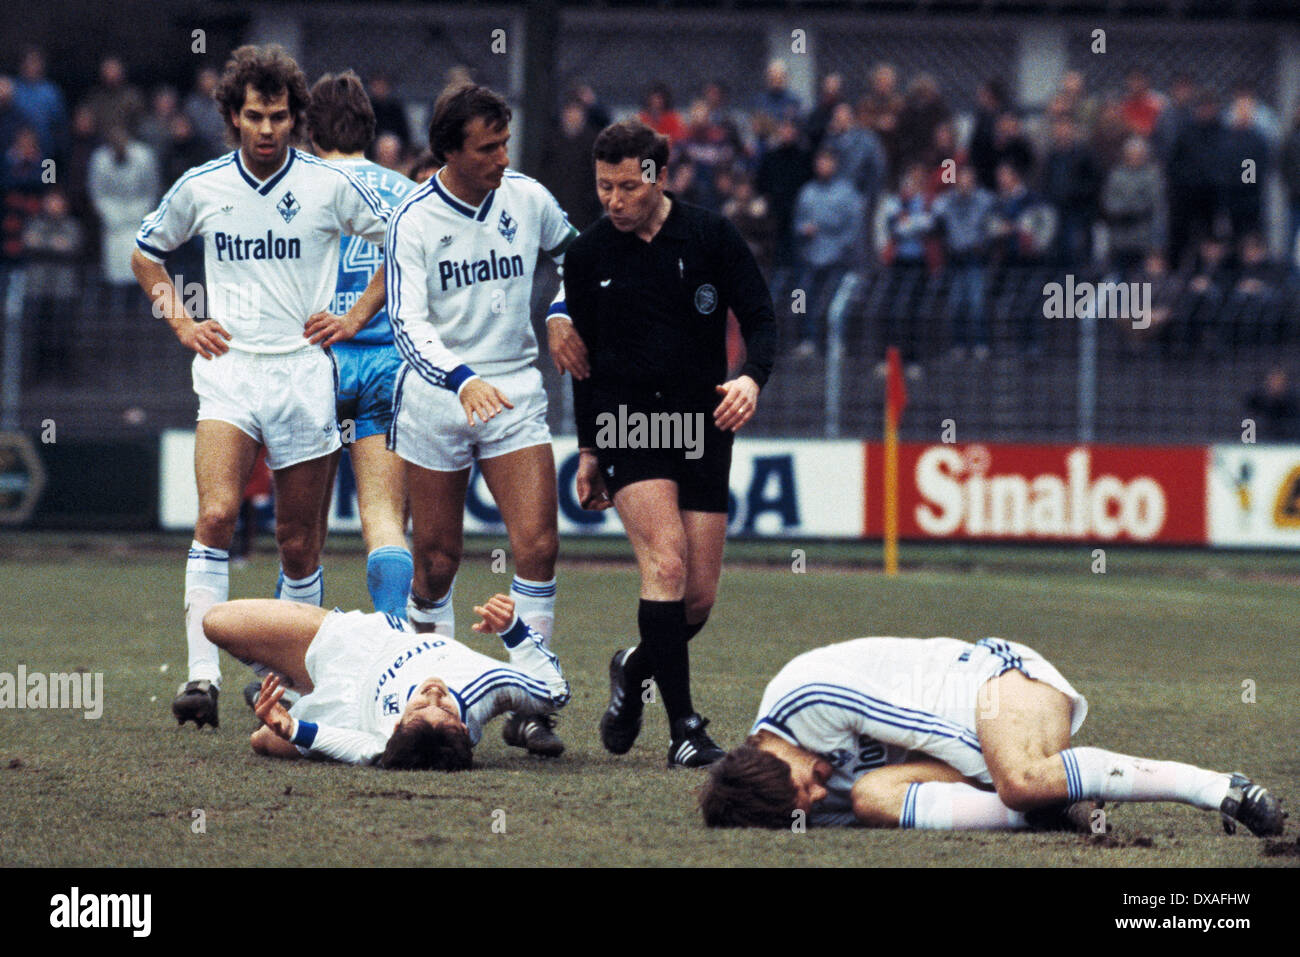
[132,45,392,729]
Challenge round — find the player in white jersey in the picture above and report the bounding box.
[385,84,580,757]
[701,636,1285,837]
[130,46,392,730]
[202,592,569,768]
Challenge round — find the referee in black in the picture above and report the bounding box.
[547,119,777,767]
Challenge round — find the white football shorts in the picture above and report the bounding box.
[935,637,1089,783]
[192,347,341,470]
[389,363,552,472]
[290,609,387,728]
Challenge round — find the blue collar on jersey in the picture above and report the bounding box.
[234,146,296,196]
[431,167,496,221]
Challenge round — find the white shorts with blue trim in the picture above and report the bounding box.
[192,347,341,470]
[389,363,551,472]
[940,637,1089,782]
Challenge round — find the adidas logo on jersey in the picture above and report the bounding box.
[437,249,526,291]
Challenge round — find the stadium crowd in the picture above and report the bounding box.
[3,47,1299,389]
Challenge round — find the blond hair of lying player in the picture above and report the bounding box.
[203,593,568,769]
[701,636,1285,837]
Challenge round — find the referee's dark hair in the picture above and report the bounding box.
[699,737,799,828]
[379,719,473,772]
[307,70,375,155]
[428,83,512,163]
[214,44,310,144]
[592,119,670,177]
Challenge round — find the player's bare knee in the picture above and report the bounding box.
[647,551,687,593]
[512,525,558,574]
[196,502,239,545]
[201,604,233,648]
[275,522,319,572]
[992,764,1054,811]
[412,547,459,598]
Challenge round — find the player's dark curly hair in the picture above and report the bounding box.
[307,70,375,154]
[428,83,511,164]
[592,119,670,180]
[214,44,310,144]
[379,719,473,772]
[699,737,798,828]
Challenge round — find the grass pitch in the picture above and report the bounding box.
[1,535,1297,867]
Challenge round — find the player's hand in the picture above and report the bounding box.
[547,315,590,379]
[471,593,516,634]
[458,378,513,426]
[575,450,614,510]
[304,310,362,348]
[714,375,759,432]
[178,319,232,359]
[254,674,294,740]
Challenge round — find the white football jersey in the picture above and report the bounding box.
[136,148,390,353]
[289,610,569,765]
[385,167,577,390]
[751,637,986,826]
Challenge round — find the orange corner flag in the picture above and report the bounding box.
[885,346,907,429]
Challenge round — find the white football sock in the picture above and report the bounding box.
[185,541,228,686]
[407,580,455,638]
[510,575,556,647]
[279,566,323,606]
[902,781,1028,830]
[1060,747,1231,810]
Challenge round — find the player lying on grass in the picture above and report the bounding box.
[700,636,1285,836]
[203,594,569,769]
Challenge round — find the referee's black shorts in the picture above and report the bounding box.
[590,390,733,514]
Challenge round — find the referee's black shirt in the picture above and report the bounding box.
[563,195,777,448]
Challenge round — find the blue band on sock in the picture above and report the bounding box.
[511,577,556,598]
[1060,750,1083,803]
[901,783,921,829]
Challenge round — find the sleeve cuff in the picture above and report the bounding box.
[499,614,528,648]
[448,365,478,393]
[135,239,169,263]
[291,719,318,748]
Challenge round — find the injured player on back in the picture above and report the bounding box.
[700,636,1285,837]
[203,593,569,770]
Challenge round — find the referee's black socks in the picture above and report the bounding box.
[636,598,694,726]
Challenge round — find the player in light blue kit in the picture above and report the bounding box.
[299,71,417,619]
[203,592,569,769]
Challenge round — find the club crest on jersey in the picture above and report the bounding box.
[276,191,300,224]
[497,209,517,244]
[382,693,400,716]
[694,283,718,315]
